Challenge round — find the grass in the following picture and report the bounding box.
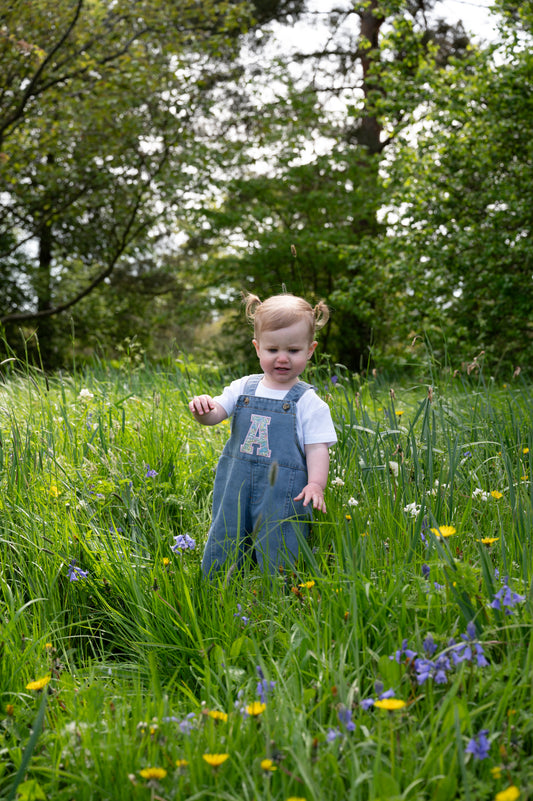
[0,351,532,800]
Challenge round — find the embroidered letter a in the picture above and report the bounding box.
[240,414,272,458]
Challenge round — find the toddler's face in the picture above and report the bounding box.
[253,320,317,390]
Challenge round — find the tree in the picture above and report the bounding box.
[184,0,471,370]
[0,0,259,364]
[383,4,533,371]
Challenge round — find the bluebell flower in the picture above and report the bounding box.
[466,729,490,760]
[145,465,158,478]
[491,576,525,615]
[67,560,88,582]
[391,638,417,664]
[379,688,396,699]
[256,666,275,702]
[423,634,437,656]
[326,728,342,742]
[337,705,356,732]
[421,563,430,579]
[171,534,196,553]
[178,712,196,735]
[233,604,250,625]
[360,698,375,710]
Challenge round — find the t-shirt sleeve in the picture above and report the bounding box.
[213,376,248,418]
[300,391,337,447]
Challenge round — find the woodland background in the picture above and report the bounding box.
[1,0,531,376]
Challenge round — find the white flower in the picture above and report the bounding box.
[78,388,94,401]
[388,461,399,477]
[347,497,359,506]
[403,502,421,517]
[331,477,345,487]
[472,488,489,501]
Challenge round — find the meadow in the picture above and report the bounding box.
[0,350,532,801]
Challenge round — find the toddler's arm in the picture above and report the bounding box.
[294,442,330,513]
[189,395,228,426]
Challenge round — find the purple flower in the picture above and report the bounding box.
[145,465,158,478]
[255,666,275,702]
[421,563,430,579]
[379,688,396,699]
[423,634,437,656]
[391,638,417,664]
[466,729,490,760]
[234,604,250,625]
[326,728,342,742]
[67,560,88,582]
[337,705,356,732]
[331,375,339,386]
[171,534,196,553]
[491,577,525,615]
[360,698,375,710]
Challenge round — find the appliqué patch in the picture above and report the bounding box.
[240,414,272,458]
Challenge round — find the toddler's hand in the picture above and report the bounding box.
[189,395,215,416]
[294,482,327,514]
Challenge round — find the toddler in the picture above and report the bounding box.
[189,292,337,576]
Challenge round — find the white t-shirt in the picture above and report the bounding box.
[214,376,337,450]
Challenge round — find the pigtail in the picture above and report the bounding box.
[314,300,330,332]
[242,292,262,326]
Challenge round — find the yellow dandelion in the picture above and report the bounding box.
[345,514,352,521]
[374,698,406,711]
[298,580,315,589]
[523,447,529,454]
[208,710,228,722]
[491,490,504,499]
[25,675,51,691]
[49,485,60,498]
[202,753,229,767]
[139,767,167,780]
[479,537,499,545]
[175,759,188,768]
[162,557,170,566]
[286,797,307,801]
[260,758,277,771]
[521,475,528,481]
[44,643,53,650]
[490,766,502,780]
[6,704,14,716]
[495,786,520,801]
[395,410,404,416]
[246,701,266,716]
[430,525,456,538]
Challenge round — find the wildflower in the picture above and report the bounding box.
[67,560,88,582]
[246,701,266,716]
[175,759,188,768]
[78,388,94,400]
[139,767,167,780]
[233,603,250,624]
[491,577,525,615]
[423,634,437,656]
[337,705,356,732]
[490,766,502,779]
[360,698,375,710]
[523,447,529,455]
[421,563,430,579]
[430,525,456,538]
[208,710,228,722]
[331,477,345,487]
[491,491,503,500]
[414,652,451,685]
[202,753,229,767]
[494,787,520,801]
[347,497,359,506]
[260,758,277,771]
[465,729,490,760]
[26,675,51,691]
[6,704,14,716]
[299,580,315,589]
[326,728,342,741]
[331,375,339,386]
[171,534,196,553]
[391,639,417,664]
[162,557,170,566]
[374,698,406,711]
[404,502,421,517]
[145,465,158,478]
[49,485,60,498]
[479,537,499,545]
[345,514,352,522]
[449,622,489,668]
[256,666,276,704]
[472,488,490,501]
[395,410,404,417]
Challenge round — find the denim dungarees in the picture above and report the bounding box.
[201,375,313,576]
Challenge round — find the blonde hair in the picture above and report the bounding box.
[243,292,329,342]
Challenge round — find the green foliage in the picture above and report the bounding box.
[0,353,532,798]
